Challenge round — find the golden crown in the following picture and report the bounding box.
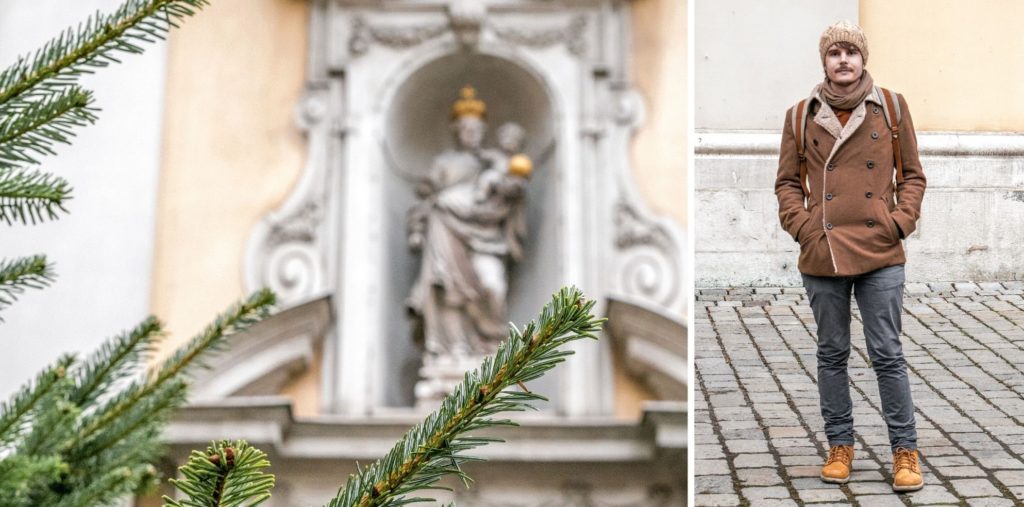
[451,86,486,120]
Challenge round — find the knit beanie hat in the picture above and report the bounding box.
[819,21,868,65]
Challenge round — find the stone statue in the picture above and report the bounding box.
[406,86,533,403]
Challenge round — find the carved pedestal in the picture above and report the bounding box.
[414,354,488,410]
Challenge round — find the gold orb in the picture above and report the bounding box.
[508,154,533,178]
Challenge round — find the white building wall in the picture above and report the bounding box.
[696,133,1024,286]
[0,1,166,394]
[694,0,1024,286]
[695,0,857,130]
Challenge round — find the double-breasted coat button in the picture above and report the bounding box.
[866,160,875,169]
[826,223,833,230]
[871,131,879,139]
[866,192,873,198]
[827,162,835,171]
[873,106,880,114]
[866,220,875,228]
[826,193,833,200]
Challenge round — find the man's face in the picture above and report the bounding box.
[824,43,864,86]
[454,116,486,149]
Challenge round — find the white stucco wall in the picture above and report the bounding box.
[0,1,165,395]
[695,0,857,130]
[696,133,1024,286]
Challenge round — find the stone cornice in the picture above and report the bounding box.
[165,397,685,462]
[696,131,1024,157]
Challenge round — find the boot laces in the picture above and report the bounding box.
[893,447,918,473]
[826,446,852,465]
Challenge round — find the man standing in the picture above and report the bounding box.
[775,21,927,492]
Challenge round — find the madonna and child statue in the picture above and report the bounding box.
[406,86,534,405]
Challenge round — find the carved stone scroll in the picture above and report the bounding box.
[613,201,682,310]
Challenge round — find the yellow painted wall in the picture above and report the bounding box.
[617,0,687,420]
[152,0,308,361]
[631,0,687,227]
[861,0,1024,131]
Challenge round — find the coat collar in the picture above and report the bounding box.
[808,84,881,141]
[808,83,883,108]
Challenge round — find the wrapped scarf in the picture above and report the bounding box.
[820,70,874,110]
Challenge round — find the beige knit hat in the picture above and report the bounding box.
[819,21,868,65]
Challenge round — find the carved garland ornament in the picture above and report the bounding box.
[349,15,449,55]
[490,15,588,55]
[347,14,589,56]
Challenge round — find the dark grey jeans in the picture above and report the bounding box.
[802,264,917,452]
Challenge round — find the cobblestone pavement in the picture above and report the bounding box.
[694,282,1024,506]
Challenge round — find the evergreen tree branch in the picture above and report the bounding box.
[0,354,74,446]
[75,289,276,444]
[70,316,163,408]
[0,87,97,168]
[0,0,210,108]
[0,167,72,225]
[0,292,274,505]
[70,379,187,463]
[52,466,137,507]
[326,287,603,507]
[17,398,81,457]
[0,254,56,312]
[0,454,67,506]
[163,440,275,507]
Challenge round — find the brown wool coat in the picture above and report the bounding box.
[775,87,926,277]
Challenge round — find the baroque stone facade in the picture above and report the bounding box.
[244,0,684,416]
[162,1,687,505]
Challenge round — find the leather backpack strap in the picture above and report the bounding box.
[793,99,810,199]
[880,87,904,186]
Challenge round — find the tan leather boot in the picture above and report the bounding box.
[820,445,854,484]
[892,447,924,492]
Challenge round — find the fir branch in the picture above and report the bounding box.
[150,289,276,386]
[17,398,81,457]
[70,317,163,408]
[75,289,276,444]
[0,354,74,446]
[163,440,275,507]
[0,167,72,225]
[0,454,66,506]
[1,291,274,504]
[70,378,187,463]
[327,287,603,507]
[0,0,210,107]
[0,254,56,312]
[0,87,97,168]
[52,466,137,507]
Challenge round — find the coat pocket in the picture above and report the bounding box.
[797,206,823,245]
[874,198,899,244]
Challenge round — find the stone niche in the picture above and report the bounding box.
[243,0,685,418]
[381,52,560,408]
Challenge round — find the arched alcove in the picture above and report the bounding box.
[378,52,562,407]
